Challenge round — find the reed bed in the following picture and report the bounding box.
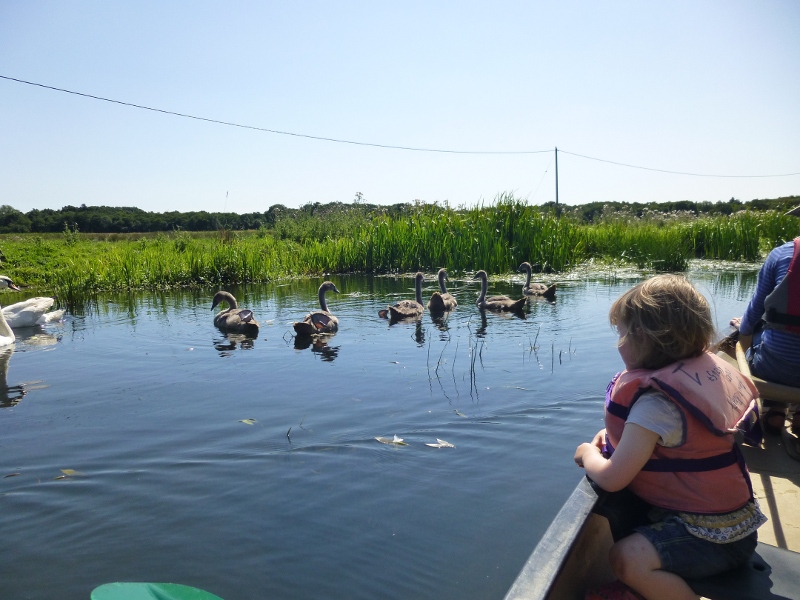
[1,198,797,304]
[357,195,585,273]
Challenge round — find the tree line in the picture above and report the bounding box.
[0,195,797,235]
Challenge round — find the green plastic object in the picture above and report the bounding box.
[91,582,224,600]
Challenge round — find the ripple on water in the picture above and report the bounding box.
[0,272,758,599]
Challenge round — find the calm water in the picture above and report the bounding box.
[0,268,758,600]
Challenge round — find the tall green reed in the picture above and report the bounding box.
[3,199,794,304]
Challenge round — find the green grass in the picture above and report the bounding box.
[1,196,797,305]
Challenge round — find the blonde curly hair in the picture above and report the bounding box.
[609,274,715,370]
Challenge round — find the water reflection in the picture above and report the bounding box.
[379,316,427,346]
[706,271,759,304]
[1,271,764,600]
[214,332,257,356]
[294,334,340,362]
[0,328,57,408]
[413,320,425,346]
[526,295,557,306]
[472,308,526,338]
[15,330,61,348]
[429,309,454,334]
[0,348,25,408]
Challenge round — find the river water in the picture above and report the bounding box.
[0,267,758,600]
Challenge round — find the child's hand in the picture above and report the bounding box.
[591,428,606,450]
[575,429,606,467]
[574,442,600,468]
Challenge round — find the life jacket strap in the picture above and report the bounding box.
[766,306,800,328]
[641,450,737,472]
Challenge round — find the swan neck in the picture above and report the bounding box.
[438,271,447,293]
[415,278,423,305]
[223,292,238,309]
[318,287,329,312]
[525,268,532,287]
[477,276,487,305]
[0,309,14,341]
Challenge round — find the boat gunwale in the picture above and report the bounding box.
[503,476,601,600]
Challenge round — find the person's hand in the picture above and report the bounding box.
[730,316,742,329]
[574,442,600,468]
[591,428,606,451]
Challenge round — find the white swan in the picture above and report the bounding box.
[0,315,13,346]
[2,298,65,327]
[0,276,65,328]
[0,301,15,347]
[0,275,19,346]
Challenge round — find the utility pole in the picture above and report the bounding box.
[555,147,559,211]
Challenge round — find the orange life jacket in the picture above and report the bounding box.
[605,352,758,514]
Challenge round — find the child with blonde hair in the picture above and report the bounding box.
[575,275,765,600]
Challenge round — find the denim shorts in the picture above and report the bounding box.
[635,517,758,579]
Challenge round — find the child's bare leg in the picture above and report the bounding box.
[609,533,698,600]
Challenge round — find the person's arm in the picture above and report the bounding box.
[574,423,660,492]
[740,248,781,335]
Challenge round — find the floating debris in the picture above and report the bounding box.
[54,468,86,480]
[426,439,455,449]
[239,419,257,425]
[60,469,85,476]
[375,435,407,446]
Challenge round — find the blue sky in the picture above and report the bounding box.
[1,1,798,214]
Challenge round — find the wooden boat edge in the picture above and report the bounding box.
[503,477,613,600]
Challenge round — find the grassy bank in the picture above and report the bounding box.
[1,197,797,305]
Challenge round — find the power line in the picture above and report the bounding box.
[559,149,800,179]
[0,75,550,155]
[3,74,800,178]
[530,154,554,202]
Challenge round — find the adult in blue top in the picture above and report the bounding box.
[732,203,800,433]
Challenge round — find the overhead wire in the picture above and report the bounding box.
[0,75,549,155]
[529,155,554,202]
[558,149,800,179]
[2,74,800,177]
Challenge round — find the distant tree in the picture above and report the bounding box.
[0,205,31,233]
[0,196,795,235]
